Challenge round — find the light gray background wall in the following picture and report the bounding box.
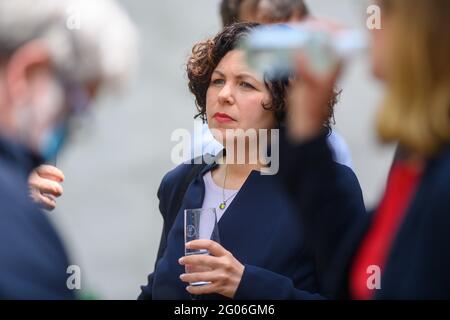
[52,0,395,299]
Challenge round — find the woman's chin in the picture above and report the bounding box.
[210,129,227,146]
[210,126,234,141]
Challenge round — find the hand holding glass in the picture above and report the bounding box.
[184,208,220,286]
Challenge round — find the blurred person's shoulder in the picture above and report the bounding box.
[333,161,363,200]
[0,158,65,248]
[0,157,73,299]
[0,156,36,221]
[160,159,201,186]
[327,130,353,169]
[429,143,450,197]
[413,143,450,254]
[158,156,212,198]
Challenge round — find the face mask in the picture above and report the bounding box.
[12,77,65,161]
[39,120,70,163]
[39,82,91,162]
[14,74,90,163]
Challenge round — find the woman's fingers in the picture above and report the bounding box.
[180,242,245,298]
[35,165,65,182]
[28,165,65,210]
[30,191,57,211]
[286,53,343,142]
[292,54,318,85]
[184,264,211,274]
[179,253,223,269]
[29,175,64,197]
[293,53,342,88]
[179,270,220,284]
[185,240,228,257]
[185,283,218,296]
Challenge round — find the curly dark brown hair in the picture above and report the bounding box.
[186,22,338,129]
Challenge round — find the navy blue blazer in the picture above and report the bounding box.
[139,159,365,300]
[0,137,74,299]
[280,133,450,299]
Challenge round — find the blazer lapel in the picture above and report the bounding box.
[179,162,217,213]
[216,171,284,264]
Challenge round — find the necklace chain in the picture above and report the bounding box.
[219,164,238,210]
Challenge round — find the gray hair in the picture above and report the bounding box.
[0,0,138,90]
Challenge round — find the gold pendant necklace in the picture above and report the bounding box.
[219,164,238,210]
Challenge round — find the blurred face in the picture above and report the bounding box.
[238,0,308,25]
[205,50,276,145]
[370,2,393,80]
[0,42,92,159]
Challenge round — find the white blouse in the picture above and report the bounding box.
[201,171,240,222]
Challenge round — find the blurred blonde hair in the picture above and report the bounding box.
[377,0,450,157]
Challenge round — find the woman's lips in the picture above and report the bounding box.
[213,112,235,123]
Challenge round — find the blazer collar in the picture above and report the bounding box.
[181,163,273,250]
[0,135,43,178]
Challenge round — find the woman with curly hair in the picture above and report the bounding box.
[138,22,365,300]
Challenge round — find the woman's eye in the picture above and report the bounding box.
[211,79,224,85]
[240,81,255,89]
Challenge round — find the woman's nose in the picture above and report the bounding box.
[218,84,235,105]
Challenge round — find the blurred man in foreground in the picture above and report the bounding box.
[0,0,137,298]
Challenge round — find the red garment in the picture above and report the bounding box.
[350,161,422,300]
